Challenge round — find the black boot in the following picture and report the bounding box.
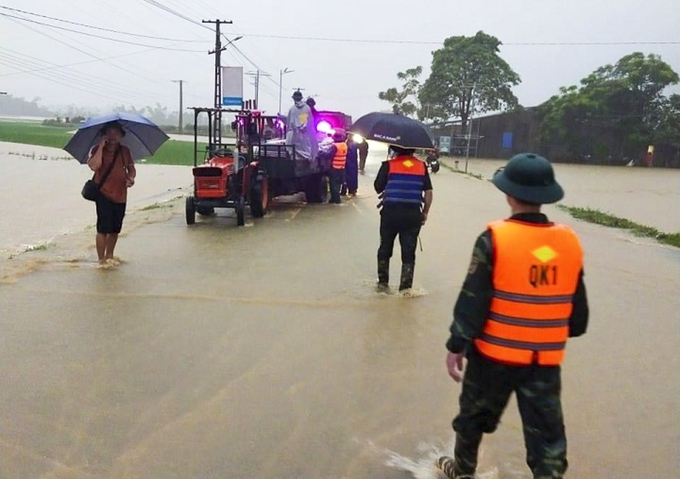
[377,259,389,289]
[399,262,414,291]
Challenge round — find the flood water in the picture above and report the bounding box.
[1,141,679,478]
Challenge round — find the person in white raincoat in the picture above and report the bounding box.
[286,90,318,162]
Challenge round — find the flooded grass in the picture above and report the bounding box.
[0,121,204,165]
[139,195,184,211]
[439,160,485,180]
[558,205,680,248]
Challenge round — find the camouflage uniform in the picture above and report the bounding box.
[446,212,589,479]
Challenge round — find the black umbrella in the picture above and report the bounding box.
[349,112,434,150]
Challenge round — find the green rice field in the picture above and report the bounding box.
[0,121,203,165]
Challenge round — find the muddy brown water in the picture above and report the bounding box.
[1,142,678,478]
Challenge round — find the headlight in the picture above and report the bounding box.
[317,121,333,134]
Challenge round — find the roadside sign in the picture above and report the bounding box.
[439,136,451,154]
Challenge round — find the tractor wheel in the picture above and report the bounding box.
[236,197,246,226]
[196,206,215,216]
[185,196,196,225]
[305,173,328,204]
[250,175,269,218]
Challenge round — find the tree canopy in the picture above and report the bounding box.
[378,32,520,128]
[378,66,423,118]
[418,31,521,128]
[540,52,680,159]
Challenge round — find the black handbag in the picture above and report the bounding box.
[82,148,121,201]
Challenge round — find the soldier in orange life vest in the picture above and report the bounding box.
[374,146,433,290]
[328,130,348,204]
[438,153,589,479]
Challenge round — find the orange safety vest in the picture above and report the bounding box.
[332,142,348,170]
[474,220,583,366]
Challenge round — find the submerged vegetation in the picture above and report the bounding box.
[438,160,485,180]
[0,121,203,165]
[558,205,680,248]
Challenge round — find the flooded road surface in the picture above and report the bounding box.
[0,142,190,255]
[1,143,679,478]
[450,157,680,232]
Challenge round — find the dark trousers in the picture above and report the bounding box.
[453,348,567,478]
[96,195,126,234]
[377,207,422,263]
[329,168,344,203]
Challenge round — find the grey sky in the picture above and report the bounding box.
[1,0,678,119]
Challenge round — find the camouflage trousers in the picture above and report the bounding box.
[452,348,567,479]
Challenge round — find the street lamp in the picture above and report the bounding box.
[220,35,242,52]
[279,67,294,114]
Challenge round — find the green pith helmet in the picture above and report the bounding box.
[492,153,564,204]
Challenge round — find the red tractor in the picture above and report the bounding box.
[185,107,268,226]
[186,107,337,227]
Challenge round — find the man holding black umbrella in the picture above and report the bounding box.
[87,122,135,266]
[374,146,433,291]
[349,112,436,291]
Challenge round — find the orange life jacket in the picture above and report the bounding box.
[332,142,348,170]
[474,220,583,366]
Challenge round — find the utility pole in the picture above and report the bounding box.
[278,68,293,114]
[246,70,270,109]
[171,80,185,134]
[203,19,234,145]
[465,82,476,173]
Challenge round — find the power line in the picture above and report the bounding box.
[0,55,148,104]
[0,45,192,78]
[233,32,680,46]
[3,14,174,90]
[229,42,281,90]
[138,0,213,32]
[0,5,208,42]
[0,12,205,51]
[0,50,158,103]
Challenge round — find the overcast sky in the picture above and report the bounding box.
[1,0,678,119]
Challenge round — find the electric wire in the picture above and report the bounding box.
[0,5,208,42]
[0,12,205,51]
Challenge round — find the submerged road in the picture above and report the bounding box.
[1,150,679,478]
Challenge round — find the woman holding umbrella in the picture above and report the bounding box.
[65,112,169,266]
[87,122,135,266]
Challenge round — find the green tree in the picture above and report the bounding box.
[418,31,520,129]
[653,94,680,145]
[378,66,423,117]
[540,52,679,159]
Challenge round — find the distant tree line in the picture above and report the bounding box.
[379,31,680,165]
[0,95,54,117]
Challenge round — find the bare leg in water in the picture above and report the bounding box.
[96,233,119,264]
